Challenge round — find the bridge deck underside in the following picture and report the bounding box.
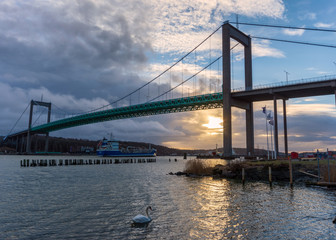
[7,79,336,137]
[232,80,336,101]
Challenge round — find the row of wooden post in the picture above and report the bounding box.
[20,158,157,167]
[242,162,293,187]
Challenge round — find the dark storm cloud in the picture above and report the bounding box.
[254,106,336,151]
[0,1,152,103]
[287,114,336,144]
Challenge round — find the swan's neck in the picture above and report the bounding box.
[146,208,150,218]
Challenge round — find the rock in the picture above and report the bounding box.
[176,171,186,176]
[221,170,236,178]
[213,164,226,175]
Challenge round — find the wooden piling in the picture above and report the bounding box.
[289,157,293,187]
[242,168,245,185]
[20,154,158,168]
[269,166,272,187]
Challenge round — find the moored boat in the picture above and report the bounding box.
[96,138,156,157]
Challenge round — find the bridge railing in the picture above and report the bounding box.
[232,74,336,92]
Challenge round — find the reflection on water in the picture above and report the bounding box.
[0,155,336,239]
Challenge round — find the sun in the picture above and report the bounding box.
[202,116,223,129]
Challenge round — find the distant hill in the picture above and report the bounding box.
[1,135,203,155]
[1,135,270,156]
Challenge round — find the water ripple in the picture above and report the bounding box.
[1,156,336,239]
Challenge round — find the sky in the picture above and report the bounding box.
[0,0,335,152]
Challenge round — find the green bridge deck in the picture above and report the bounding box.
[31,92,224,133]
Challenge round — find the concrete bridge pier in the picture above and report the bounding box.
[273,96,278,159]
[20,135,25,153]
[272,95,289,159]
[26,100,34,153]
[283,99,288,157]
[15,136,19,152]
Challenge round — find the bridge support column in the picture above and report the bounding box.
[283,99,288,157]
[245,36,254,156]
[45,104,51,153]
[222,23,232,158]
[20,135,25,153]
[273,96,279,159]
[26,100,34,153]
[45,134,49,152]
[16,136,19,153]
[246,103,254,156]
[222,22,254,158]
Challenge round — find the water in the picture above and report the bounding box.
[1,155,336,239]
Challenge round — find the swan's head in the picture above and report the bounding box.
[145,206,153,217]
[146,206,152,211]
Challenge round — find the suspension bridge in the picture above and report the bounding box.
[3,22,336,158]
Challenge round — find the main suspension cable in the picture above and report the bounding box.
[5,102,30,138]
[230,21,336,33]
[252,36,336,48]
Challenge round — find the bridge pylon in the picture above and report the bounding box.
[222,22,254,158]
[26,100,51,153]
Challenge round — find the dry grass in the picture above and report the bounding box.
[184,159,214,175]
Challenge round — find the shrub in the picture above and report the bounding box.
[184,159,213,175]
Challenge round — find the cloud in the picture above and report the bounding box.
[0,0,152,100]
[286,103,336,118]
[252,40,285,58]
[4,0,334,152]
[149,0,285,53]
[298,11,316,20]
[53,117,185,142]
[305,67,317,71]
[283,28,305,36]
[230,39,285,60]
[0,0,285,104]
[314,22,334,28]
[285,114,336,151]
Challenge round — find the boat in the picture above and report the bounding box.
[96,138,157,157]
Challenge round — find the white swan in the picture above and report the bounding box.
[132,206,152,224]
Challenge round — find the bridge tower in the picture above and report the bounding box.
[26,100,51,153]
[222,22,254,158]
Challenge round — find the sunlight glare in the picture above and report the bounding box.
[203,116,223,129]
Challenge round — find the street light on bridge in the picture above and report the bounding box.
[284,70,290,84]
